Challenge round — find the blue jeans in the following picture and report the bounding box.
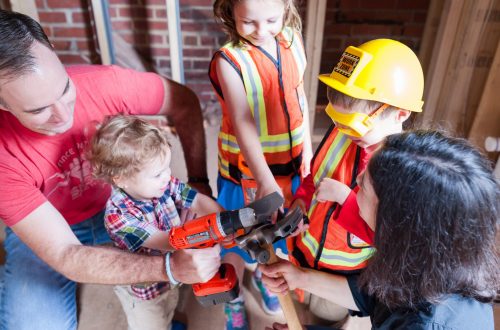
[0,211,111,330]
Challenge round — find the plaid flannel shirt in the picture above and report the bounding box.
[105,176,197,300]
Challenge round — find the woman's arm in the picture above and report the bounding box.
[259,259,359,311]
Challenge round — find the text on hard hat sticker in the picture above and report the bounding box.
[334,52,360,78]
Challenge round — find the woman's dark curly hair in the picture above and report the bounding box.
[213,0,302,46]
[360,130,499,310]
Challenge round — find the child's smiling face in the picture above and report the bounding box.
[233,0,285,47]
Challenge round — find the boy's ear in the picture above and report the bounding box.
[395,109,411,123]
[112,175,123,188]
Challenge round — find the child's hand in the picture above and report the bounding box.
[316,178,351,205]
[256,181,284,222]
[258,259,306,295]
[289,198,306,214]
[221,233,236,247]
[288,199,309,237]
[256,181,283,201]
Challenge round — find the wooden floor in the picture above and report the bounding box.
[78,270,373,330]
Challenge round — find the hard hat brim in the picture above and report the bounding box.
[318,74,423,112]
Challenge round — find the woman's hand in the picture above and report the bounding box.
[316,178,350,205]
[258,259,307,295]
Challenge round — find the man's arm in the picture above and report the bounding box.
[157,78,212,196]
[11,201,220,284]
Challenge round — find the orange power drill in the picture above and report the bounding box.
[168,192,283,306]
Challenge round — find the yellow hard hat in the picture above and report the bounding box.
[318,39,424,112]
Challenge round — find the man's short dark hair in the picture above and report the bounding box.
[0,9,53,82]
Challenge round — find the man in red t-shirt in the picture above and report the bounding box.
[0,9,220,329]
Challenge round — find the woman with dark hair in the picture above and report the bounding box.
[260,130,499,329]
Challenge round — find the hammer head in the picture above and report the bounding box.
[245,192,284,224]
[235,206,304,264]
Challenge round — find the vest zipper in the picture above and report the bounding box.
[276,40,298,175]
[314,204,337,268]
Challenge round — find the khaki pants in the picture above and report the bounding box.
[307,292,349,323]
[114,285,179,330]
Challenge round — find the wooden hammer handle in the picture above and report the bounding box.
[266,244,302,330]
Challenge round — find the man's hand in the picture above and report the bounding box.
[170,245,221,284]
[316,178,350,205]
[258,259,306,295]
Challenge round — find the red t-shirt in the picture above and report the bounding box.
[0,65,165,227]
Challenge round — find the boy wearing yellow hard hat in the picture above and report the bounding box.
[286,39,425,325]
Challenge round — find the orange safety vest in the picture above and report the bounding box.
[209,28,307,206]
[289,125,375,273]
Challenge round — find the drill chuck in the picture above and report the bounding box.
[218,208,256,236]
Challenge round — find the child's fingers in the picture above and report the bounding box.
[316,190,326,203]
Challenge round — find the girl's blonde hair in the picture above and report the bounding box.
[213,0,302,46]
[87,115,170,184]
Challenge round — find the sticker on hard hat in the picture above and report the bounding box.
[334,52,360,78]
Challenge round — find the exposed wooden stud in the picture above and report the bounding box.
[166,0,184,83]
[303,0,327,131]
[419,0,499,137]
[468,41,500,150]
[419,0,465,128]
[90,0,114,65]
[436,0,494,135]
[418,0,444,74]
[9,0,39,21]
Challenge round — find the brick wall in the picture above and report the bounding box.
[28,0,429,109]
[36,0,99,64]
[316,0,430,105]
[108,0,225,105]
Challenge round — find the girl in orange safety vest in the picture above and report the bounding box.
[210,1,312,328]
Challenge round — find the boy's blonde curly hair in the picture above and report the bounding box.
[87,115,170,184]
